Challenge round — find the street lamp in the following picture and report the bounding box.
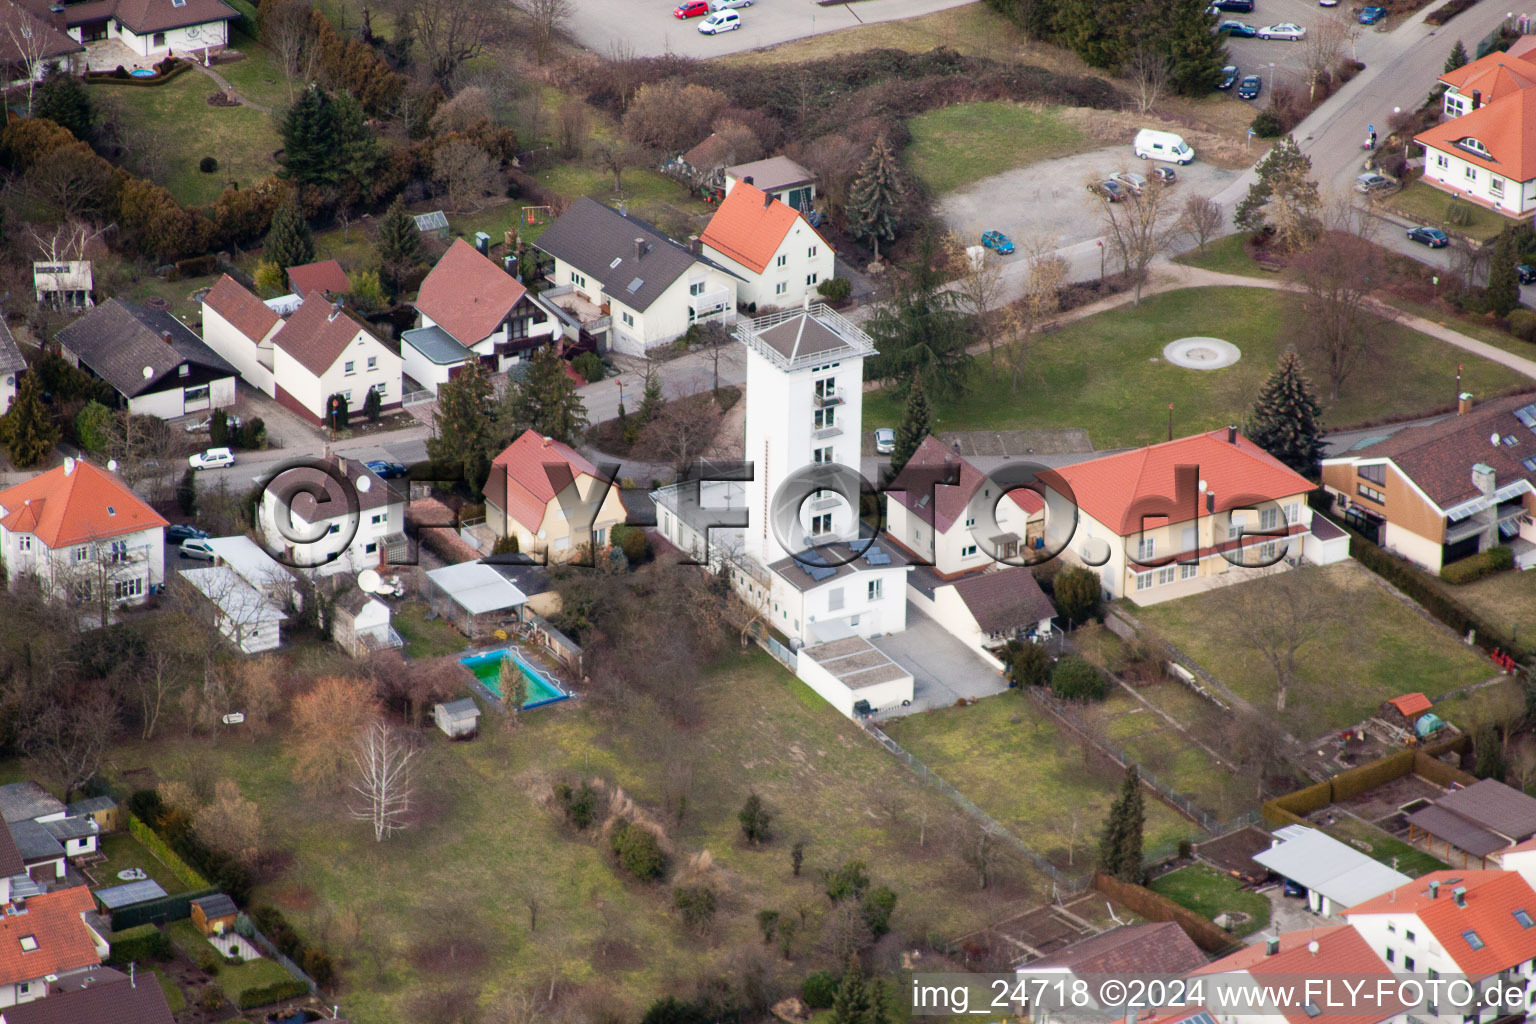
[1269,62,1276,92]
[1096,240,1104,282]
[616,378,626,410]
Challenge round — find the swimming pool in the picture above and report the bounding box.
[129,68,156,77]
[459,648,569,709]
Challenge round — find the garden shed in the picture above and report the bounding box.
[434,698,481,739]
[190,893,239,936]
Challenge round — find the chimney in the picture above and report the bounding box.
[635,238,645,260]
[743,175,755,186]
[1453,886,1468,907]
[763,189,774,209]
[1472,462,1496,497]
[688,235,701,255]
[1206,491,1216,514]
[542,436,552,448]
[1473,89,1482,110]
[63,456,75,476]
[161,330,173,345]
[1227,424,1237,444]
[1266,937,1280,956]
[329,300,342,322]
[1458,391,1474,415]
[1429,880,1440,899]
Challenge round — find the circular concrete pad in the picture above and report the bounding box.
[1163,337,1241,370]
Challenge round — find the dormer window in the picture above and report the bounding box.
[178,365,189,377]
[18,935,36,951]
[1458,137,1491,157]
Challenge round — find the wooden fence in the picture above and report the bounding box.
[1091,872,1243,955]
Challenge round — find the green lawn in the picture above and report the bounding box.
[531,164,711,244]
[1173,234,1269,278]
[1149,864,1269,937]
[1096,689,1247,820]
[905,101,1086,195]
[1431,570,1536,647]
[152,968,186,1013]
[882,689,1201,868]
[96,70,280,207]
[1391,297,1535,360]
[1382,181,1509,243]
[97,832,189,895]
[1324,816,1448,877]
[862,287,1525,450]
[106,652,1033,1023]
[1136,562,1494,737]
[216,956,303,1007]
[217,33,295,112]
[392,601,470,660]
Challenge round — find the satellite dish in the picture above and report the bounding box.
[107,459,117,471]
[1198,479,1208,492]
[141,365,154,380]
[355,475,372,493]
[1307,940,1320,954]
[357,569,382,594]
[1491,433,1502,446]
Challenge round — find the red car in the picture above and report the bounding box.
[674,1,708,16]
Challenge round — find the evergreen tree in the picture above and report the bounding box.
[2,372,57,468]
[847,136,904,260]
[363,385,383,422]
[73,400,113,452]
[427,360,498,487]
[279,87,338,189]
[869,981,890,1024]
[1051,0,1127,67]
[1246,351,1326,475]
[866,229,971,401]
[1488,229,1521,318]
[1445,39,1470,73]
[325,392,349,432]
[1233,136,1320,252]
[330,90,381,187]
[738,793,774,845]
[376,196,426,292]
[1098,764,1145,882]
[177,467,198,517]
[503,346,588,444]
[264,192,315,274]
[1159,0,1226,95]
[831,953,871,1024]
[637,363,664,424]
[34,65,93,141]
[889,375,931,477]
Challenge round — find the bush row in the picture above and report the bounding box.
[127,813,211,890]
[249,905,336,987]
[235,978,311,1010]
[127,791,251,903]
[1426,0,1479,25]
[105,923,174,964]
[1440,545,1514,584]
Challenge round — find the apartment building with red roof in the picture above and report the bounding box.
[0,886,107,1009]
[0,458,166,609]
[1417,40,1536,217]
[1039,427,1337,604]
[700,182,833,310]
[482,430,627,563]
[1194,925,1412,1024]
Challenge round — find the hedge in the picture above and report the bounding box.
[107,887,220,931]
[1440,545,1514,584]
[226,0,259,36]
[83,61,194,87]
[105,923,174,965]
[128,813,210,890]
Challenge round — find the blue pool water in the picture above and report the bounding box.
[459,649,569,709]
[130,68,156,77]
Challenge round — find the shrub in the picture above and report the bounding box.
[236,417,266,450]
[1440,545,1514,584]
[1509,309,1536,342]
[1007,639,1051,687]
[492,535,520,555]
[738,792,773,844]
[106,924,173,964]
[556,781,597,829]
[573,351,605,383]
[1052,565,1100,624]
[817,277,852,303]
[1049,656,1108,701]
[610,522,648,563]
[198,986,225,1013]
[802,971,838,1008]
[200,156,218,173]
[234,978,309,1010]
[673,884,717,932]
[640,997,712,1024]
[73,400,113,452]
[209,408,229,446]
[756,908,780,942]
[821,859,870,903]
[300,947,336,986]
[861,885,897,937]
[1445,198,1473,226]
[193,945,223,974]
[611,821,666,880]
[1251,107,1285,138]
[174,254,217,277]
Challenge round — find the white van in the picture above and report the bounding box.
[1134,129,1195,165]
[698,10,740,32]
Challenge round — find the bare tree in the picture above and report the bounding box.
[523,0,573,63]
[20,687,118,801]
[1126,43,1170,114]
[1216,566,1337,712]
[28,220,106,264]
[388,0,510,87]
[637,396,725,472]
[960,822,998,889]
[604,39,642,110]
[1220,711,1290,800]
[1286,202,1393,401]
[5,13,54,117]
[350,718,419,841]
[799,134,865,225]
[711,118,763,166]
[1301,15,1351,100]
[556,96,589,159]
[433,139,502,212]
[697,319,731,394]
[1091,176,1176,303]
[589,137,637,194]
[260,0,318,103]
[947,232,1007,363]
[1179,194,1224,254]
[193,779,264,868]
[1003,236,1066,392]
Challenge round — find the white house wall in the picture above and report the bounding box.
[793,648,912,719]
[0,372,15,416]
[401,342,455,396]
[200,306,276,396]
[116,19,228,57]
[1381,522,1447,573]
[125,375,234,420]
[273,329,401,421]
[1422,148,1536,216]
[703,220,834,309]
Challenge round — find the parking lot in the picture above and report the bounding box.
[1219,0,1375,97]
[936,142,1243,254]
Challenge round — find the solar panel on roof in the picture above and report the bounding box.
[627,278,644,293]
[803,564,836,582]
[864,547,890,565]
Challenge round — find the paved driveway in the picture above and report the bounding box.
[937,145,1242,254]
[870,602,1010,716]
[566,0,977,59]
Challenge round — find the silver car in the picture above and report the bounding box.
[710,0,753,9]
[1354,172,1395,194]
[874,428,895,454]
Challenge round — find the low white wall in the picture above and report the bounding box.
[793,649,912,719]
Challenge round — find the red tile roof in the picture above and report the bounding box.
[1417,87,1536,183]
[272,295,374,377]
[1046,429,1314,536]
[0,459,167,550]
[415,238,527,346]
[1387,692,1433,717]
[0,886,100,988]
[484,430,599,533]
[1511,35,1536,61]
[203,275,280,343]
[887,436,1044,535]
[1195,924,1406,1024]
[700,182,817,275]
[1438,50,1536,99]
[286,259,351,301]
[1346,870,1536,977]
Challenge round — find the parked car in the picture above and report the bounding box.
[179,538,216,561]
[673,0,708,16]
[981,230,1015,254]
[874,427,895,454]
[364,460,408,479]
[1520,264,1536,284]
[1406,226,1449,248]
[1208,0,1253,12]
[1112,171,1148,194]
[1319,0,1338,5]
[1354,172,1395,194]
[710,0,752,8]
[1088,179,1127,202]
[188,447,234,470]
[1152,166,1177,185]
[166,524,210,544]
[1134,128,1195,164]
[697,9,740,31]
[1283,879,1308,898]
[184,413,241,433]
[1258,22,1306,38]
[1217,19,1257,35]
[1358,5,1385,22]
[1217,64,1241,89]
[1237,74,1262,100]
